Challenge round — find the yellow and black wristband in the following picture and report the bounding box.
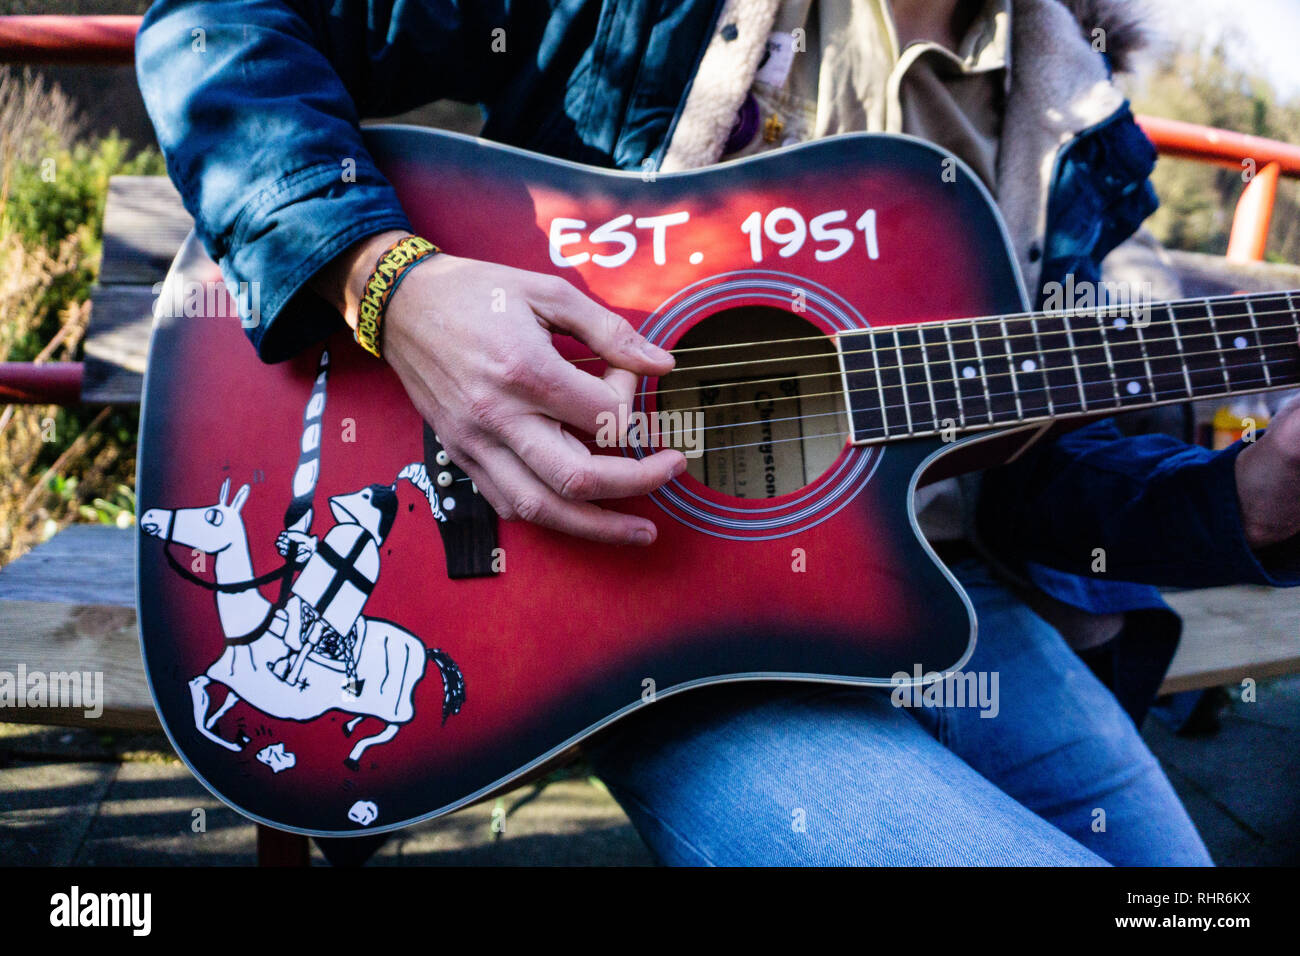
[355,234,440,358]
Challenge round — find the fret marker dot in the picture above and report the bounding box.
[1113,317,1128,330]
[1020,359,1037,373]
[1126,381,1141,395]
[689,251,704,265]
[962,366,976,379]
[1233,336,1248,349]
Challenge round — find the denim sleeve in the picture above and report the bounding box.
[976,418,1300,589]
[136,0,512,361]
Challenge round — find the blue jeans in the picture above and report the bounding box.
[587,559,1212,866]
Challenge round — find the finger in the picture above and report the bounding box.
[508,416,687,501]
[451,451,510,519]
[529,276,674,376]
[476,442,661,545]
[602,366,638,409]
[526,355,645,435]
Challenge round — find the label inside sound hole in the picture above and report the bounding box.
[699,374,806,498]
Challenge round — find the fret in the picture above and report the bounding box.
[1207,297,1270,391]
[1141,304,1194,402]
[946,319,991,424]
[939,323,966,426]
[1204,299,1250,392]
[1034,311,1086,415]
[1163,303,1196,398]
[873,328,911,435]
[889,329,920,434]
[995,317,1025,419]
[1169,300,1229,397]
[1069,310,1121,410]
[1132,312,1161,399]
[894,325,935,433]
[834,330,886,442]
[1097,304,1154,408]
[919,323,962,430]
[1242,297,1273,386]
[1247,292,1300,387]
[1003,315,1052,417]
[1059,311,1092,410]
[975,318,1021,422]
[872,332,891,436]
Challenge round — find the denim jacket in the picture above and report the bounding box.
[135,0,1300,623]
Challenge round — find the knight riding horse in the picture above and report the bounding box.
[275,483,398,694]
[140,347,466,778]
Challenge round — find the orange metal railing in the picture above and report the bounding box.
[1136,114,1300,264]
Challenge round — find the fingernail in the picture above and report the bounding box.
[632,528,654,546]
[670,457,687,478]
[641,341,672,363]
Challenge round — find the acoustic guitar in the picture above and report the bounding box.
[137,127,1300,835]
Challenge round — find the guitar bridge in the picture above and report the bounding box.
[423,424,499,579]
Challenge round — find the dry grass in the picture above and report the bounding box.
[0,67,137,568]
[0,237,95,565]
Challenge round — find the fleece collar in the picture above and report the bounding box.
[997,0,1130,294]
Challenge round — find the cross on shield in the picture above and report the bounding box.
[291,524,379,637]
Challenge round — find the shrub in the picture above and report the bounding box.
[1,67,161,565]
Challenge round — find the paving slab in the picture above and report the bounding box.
[0,761,116,865]
[1142,676,1300,866]
[371,779,656,866]
[75,761,259,866]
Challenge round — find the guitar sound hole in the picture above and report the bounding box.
[655,306,849,499]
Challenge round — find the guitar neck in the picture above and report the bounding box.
[839,290,1300,444]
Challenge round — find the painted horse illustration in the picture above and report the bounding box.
[140,477,465,768]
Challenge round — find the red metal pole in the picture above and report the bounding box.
[0,15,141,65]
[0,362,84,404]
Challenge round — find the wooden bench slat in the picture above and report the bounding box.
[98,176,192,286]
[0,528,156,729]
[81,175,193,405]
[1159,585,1300,695]
[82,285,154,404]
[0,599,156,730]
[0,526,134,606]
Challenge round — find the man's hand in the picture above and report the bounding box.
[1236,389,1300,550]
[313,230,687,546]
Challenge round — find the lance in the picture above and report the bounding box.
[285,350,329,533]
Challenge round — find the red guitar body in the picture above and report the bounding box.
[138,128,1031,835]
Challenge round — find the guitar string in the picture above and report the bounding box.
[593,365,1288,458]
[582,348,1300,450]
[568,291,1300,367]
[640,306,1300,388]
[577,354,1297,455]
[645,316,1300,401]
[618,334,1300,421]
[647,314,1300,399]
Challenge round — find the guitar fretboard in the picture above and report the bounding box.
[838,290,1300,443]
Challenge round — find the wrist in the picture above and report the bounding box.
[310,229,410,332]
